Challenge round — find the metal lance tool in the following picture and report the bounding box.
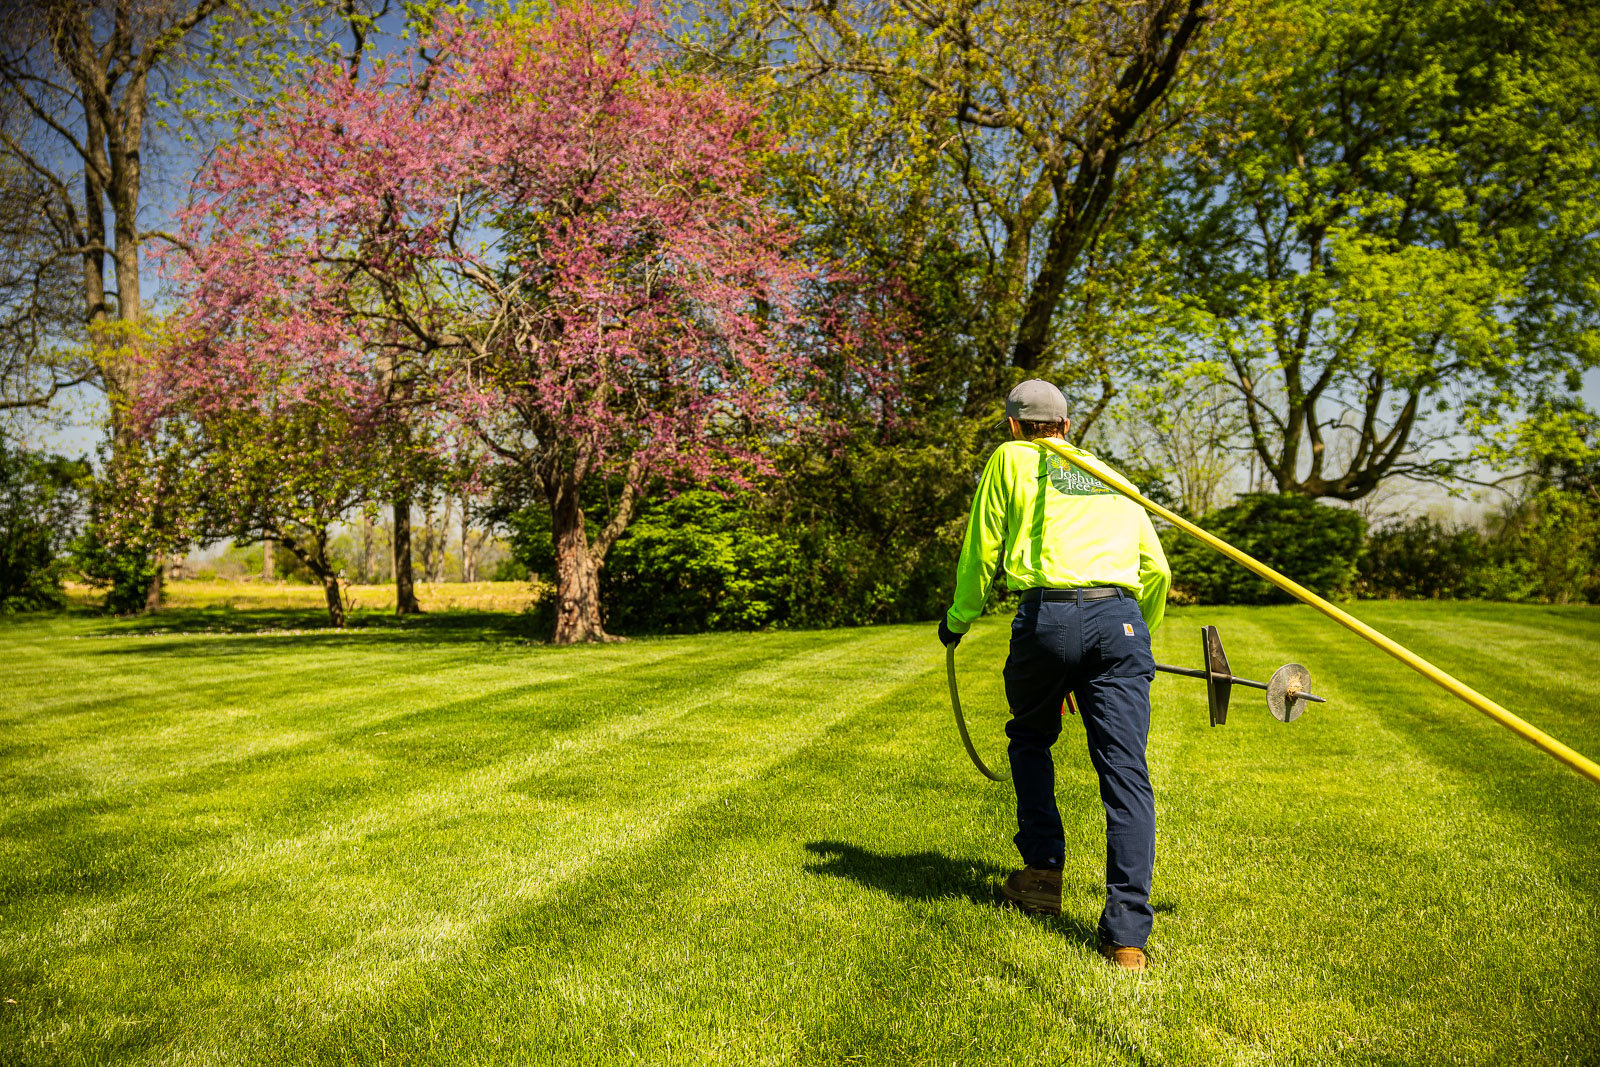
[1155,624,1326,726]
[1031,437,1600,787]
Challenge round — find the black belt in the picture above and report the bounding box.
[1020,586,1127,603]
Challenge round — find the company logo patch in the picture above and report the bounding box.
[1044,454,1116,497]
[1123,623,1135,636]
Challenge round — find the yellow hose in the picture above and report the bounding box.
[1035,438,1600,787]
[947,643,1008,782]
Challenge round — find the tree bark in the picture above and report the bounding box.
[548,475,609,644]
[392,496,421,614]
[262,539,274,580]
[541,455,647,643]
[144,550,164,610]
[320,571,346,628]
[459,494,477,582]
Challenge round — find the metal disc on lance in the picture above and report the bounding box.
[1268,663,1314,723]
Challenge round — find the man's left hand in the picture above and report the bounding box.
[938,618,962,649]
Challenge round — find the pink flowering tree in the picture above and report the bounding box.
[153,3,901,641]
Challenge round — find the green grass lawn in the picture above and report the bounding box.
[3,600,1598,1065]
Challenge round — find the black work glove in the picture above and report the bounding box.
[938,618,962,649]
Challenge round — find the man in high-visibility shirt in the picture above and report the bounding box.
[938,379,1171,972]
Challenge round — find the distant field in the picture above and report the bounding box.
[2,600,1597,1065]
[68,578,548,615]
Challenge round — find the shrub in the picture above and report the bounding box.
[1165,493,1365,604]
[1487,487,1600,604]
[602,490,789,633]
[1358,489,1600,604]
[1356,517,1490,599]
[761,433,980,629]
[0,444,91,611]
[73,524,161,614]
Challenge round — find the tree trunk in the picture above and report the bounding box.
[392,497,421,614]
[355,518,373,584]
[262,539,274,580]
[320,571,346,628]
[278,528,345,627]
[459,494,477,583]
[144,550,164,611]
[549,479,609,644]
[424,498,451,583]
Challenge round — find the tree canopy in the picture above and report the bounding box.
[141,3,904,637]
[1128,0,1600,498]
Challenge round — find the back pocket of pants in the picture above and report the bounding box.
[1102,607,1154,677]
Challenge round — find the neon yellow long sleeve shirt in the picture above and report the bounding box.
[945,440,1171,634]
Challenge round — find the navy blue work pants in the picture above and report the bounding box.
[1003,592,1157,949]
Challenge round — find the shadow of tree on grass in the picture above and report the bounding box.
[51,607,552,652]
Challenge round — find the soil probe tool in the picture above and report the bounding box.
[1157,624,1326,727]
[947,625,1326,781]
[1023,438,1600,787]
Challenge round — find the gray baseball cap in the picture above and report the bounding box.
[1002,379,1070,425]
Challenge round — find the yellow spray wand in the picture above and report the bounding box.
[1034,438,1600,787]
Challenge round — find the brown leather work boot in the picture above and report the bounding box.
[1000,867,1062,916]
[1098,941,1147,972]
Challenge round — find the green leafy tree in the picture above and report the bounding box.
[0,442,90,611]
[602,489,790,633]
[114,403,394,626]
[0,0,420,608]
[1135,0,1600,500]
[666,0,1275,629]
[685,0,1261,419]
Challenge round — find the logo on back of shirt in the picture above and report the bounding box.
[1044,453,1116,497]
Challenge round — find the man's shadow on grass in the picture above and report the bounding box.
[803,840,1100,948]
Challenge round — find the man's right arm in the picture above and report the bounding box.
[945,450,1009,634]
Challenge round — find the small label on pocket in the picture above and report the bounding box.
[1124,623,1135,636]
